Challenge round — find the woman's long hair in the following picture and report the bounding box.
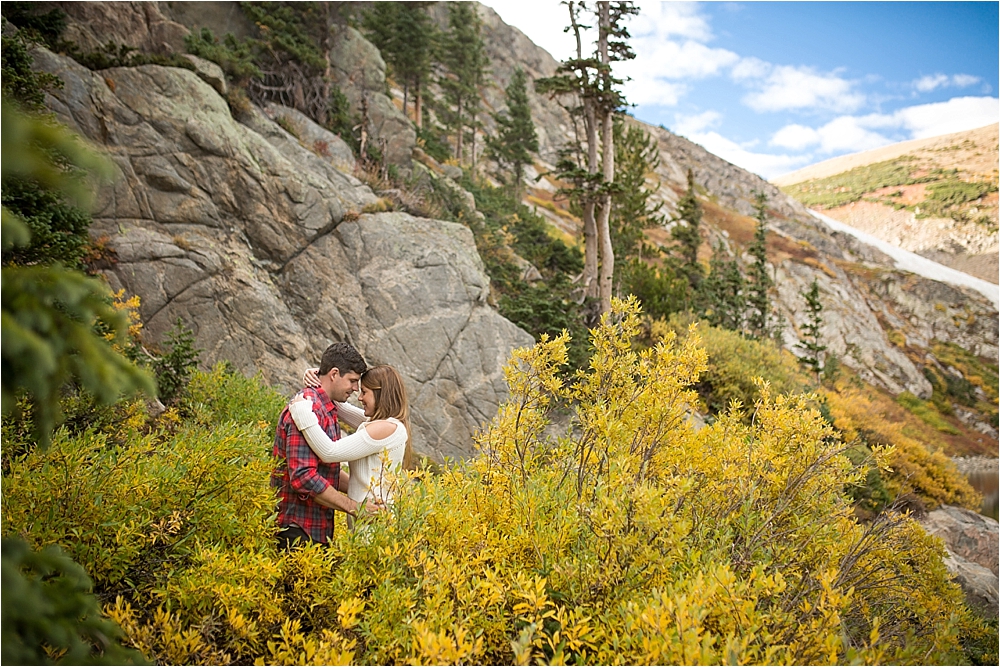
[361,365,415,469]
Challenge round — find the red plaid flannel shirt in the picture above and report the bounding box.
[271,387,341,543]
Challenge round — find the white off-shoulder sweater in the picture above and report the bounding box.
[289,399,407,507]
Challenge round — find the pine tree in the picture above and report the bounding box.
[745,191,775,339]
[700,242,746,332]
[486,67,538,191]
[2,102,155,446]
[671,169,705,295]
[536,0,602,301]
[439,3,488,165]
[397,3,434,129]
[361,3,434,128]
[610,116,663,264]
[797,278,827,380]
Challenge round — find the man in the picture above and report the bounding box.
[271,341,367,549]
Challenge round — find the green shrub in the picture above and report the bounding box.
[897,391,961,434]
[662,316,810,416]
[925,179,997,208]
[620,258,689,321]
[66,41,195,72]
[780,158,937,208]
[416,125,452,163]
[151,319,202,405]
[0,3,67,48]
[183,28,260,85]
[1,16,64,112]
[1,176,93,268]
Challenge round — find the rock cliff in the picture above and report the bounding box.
[33,45,531,462]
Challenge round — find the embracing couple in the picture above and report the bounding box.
[270,342,413,549]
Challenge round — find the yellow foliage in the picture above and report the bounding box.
[4,304,977,665]
[823,384,979,510]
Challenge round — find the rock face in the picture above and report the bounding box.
[921,505,999,617]
[922,505,999,575]
[34,47,531,461]
[37,1,189,55]
[327,26,416,168]
[262,102,356,175]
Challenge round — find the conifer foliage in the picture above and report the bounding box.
[438,3,488,166]
[360,2,434,128]
[798,277,827,379]
[610,117,664,263]
[700,241,747,332]
[486,68,538,190]
[745,191,777,339]
[672,168,705,292]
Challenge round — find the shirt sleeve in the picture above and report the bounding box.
[336,401,367,430]
[282,409,330,497]
[289,400,403,462]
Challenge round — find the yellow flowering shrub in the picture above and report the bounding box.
[1,301,976,664]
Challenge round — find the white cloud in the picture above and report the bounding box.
[741,65,865,113]
[914,74,949,92]
[619,3,737,107]
[770,124,821,150]
[952,74,980,88]
[673,110,723,136]
[683,130,811,179]
[622,76,689,107]
[914,73,981,92]
[895,96,998,138]
[769,96,999,157]
[731,57,771,81]
[619,39,737,105]
[631,1,714,42]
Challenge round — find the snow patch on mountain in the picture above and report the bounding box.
[811,210,999,309]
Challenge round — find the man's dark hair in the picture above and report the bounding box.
[319,342,366,377]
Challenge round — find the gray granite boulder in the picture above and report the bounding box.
[921,505,999,618]
[33,47,531,461]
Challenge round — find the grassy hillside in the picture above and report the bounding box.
[780,157,998,230]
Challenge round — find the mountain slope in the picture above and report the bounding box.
[23,0,997,456]
[465,2,996,450]
[774,125,998,283]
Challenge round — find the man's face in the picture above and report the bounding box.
[325,368,361,402]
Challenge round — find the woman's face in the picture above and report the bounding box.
[359,385,376,417]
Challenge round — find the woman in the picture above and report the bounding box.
[291,365,413,521]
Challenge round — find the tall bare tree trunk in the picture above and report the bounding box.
[456,98,464,165]
[569,1,599,299]
[318,5,333,126]
[415,80,423,129]
[596,1,615,315]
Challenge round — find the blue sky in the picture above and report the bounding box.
[483,1,1000,179]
